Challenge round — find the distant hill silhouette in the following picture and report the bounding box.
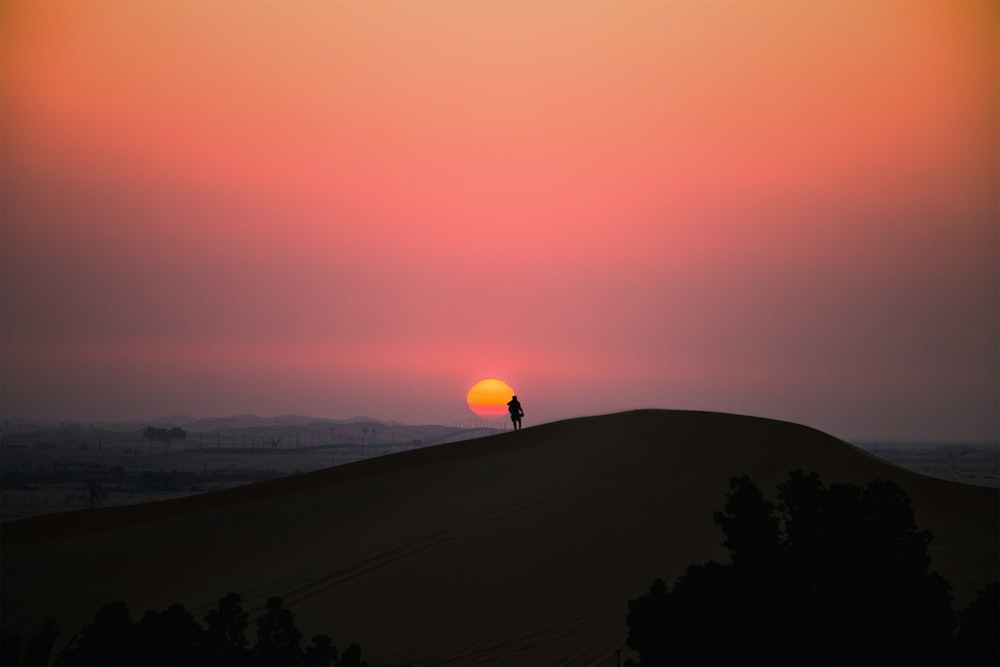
[2,410,997,664]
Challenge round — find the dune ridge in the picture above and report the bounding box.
[3,410,997,665]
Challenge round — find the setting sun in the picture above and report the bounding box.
[466,378,515,417]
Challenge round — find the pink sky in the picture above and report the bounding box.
[2,1,997,440]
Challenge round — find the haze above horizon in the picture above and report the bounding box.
[2,1,997,442]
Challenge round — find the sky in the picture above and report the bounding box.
[1,1,997,441]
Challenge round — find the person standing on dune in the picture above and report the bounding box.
[507,395,524,431]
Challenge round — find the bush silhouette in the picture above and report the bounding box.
[626,470,983,665]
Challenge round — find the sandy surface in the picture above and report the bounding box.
[3,410,997,665]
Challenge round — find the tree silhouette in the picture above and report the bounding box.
[50,593,353,666]
[204,592,250,665]
[623,578,671,667]
[57,601,136,665]
[134,603,206,665]
[303,634,337,666]
[338,642,368,666]
[955,582,999,665]
[773,473,954,664]
[627,470,968,665]
[713,475,781,570]
[254,596,303,666]
[26,620,60,666]
[0,619,59,666]
[0,629,20,666]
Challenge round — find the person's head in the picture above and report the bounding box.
[511,395,517,400]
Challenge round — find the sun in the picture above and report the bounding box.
[466,378,516,417]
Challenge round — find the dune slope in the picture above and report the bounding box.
[3,410,997,665]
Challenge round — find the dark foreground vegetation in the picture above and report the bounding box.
[1,593,367,666]
[2,470,996,665]
[627,471,999,665]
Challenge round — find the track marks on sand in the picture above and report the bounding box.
[262,490,560,611]
[412,604,621,665]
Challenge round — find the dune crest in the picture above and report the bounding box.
[3,410,997,665]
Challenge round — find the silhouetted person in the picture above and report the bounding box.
[507,396,524,430]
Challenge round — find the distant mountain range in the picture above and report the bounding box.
[147,414,407,430]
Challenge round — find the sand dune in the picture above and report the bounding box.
[3,410,997,665]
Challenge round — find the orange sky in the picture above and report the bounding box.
[2,1,997,439]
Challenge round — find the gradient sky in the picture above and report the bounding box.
[2,1,997,440]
